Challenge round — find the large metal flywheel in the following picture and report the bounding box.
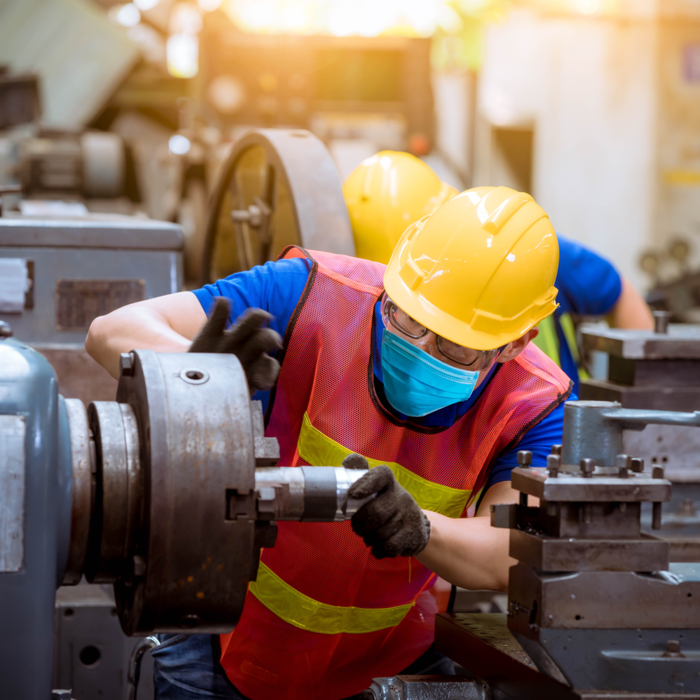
[201,129,355,284]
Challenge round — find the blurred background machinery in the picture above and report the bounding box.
[0,0,466,286]
[0,214,184,403]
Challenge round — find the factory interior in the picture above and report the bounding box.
[2,0,700,698]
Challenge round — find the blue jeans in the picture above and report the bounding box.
[152,634,454,699]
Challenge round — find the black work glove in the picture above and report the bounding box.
[189,297,282,393]
[346,456,430,559]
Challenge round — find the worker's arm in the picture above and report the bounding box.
[415,481,518,592]
[86,292,207,379]
[606,277,654,330]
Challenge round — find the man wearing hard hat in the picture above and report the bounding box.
[344,151,654,397]
[87,185,572,699]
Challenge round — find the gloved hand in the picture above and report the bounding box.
[189,297,282,393]
[346,456,430,559]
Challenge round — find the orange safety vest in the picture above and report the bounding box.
[220,247,572,700]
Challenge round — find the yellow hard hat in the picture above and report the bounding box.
[343,151,459,265]
[384,186,559,350]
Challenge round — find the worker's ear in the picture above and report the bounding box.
[495,328,539,364]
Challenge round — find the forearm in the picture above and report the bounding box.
[86,306,191,380]
[607,277,653,330]
[415,511,512,591]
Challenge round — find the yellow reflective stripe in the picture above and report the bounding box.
[249,562,413,635]
[533,315,560,366]
[559,313,589,380]
[298,413,470,518]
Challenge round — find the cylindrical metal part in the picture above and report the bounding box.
[652,502,663,530]
[301,466,340,521]
[81,131,125,198]
[62,399,93,585]
[563,401,624,468]
[85,401,142,583]
[114,350,258,634]
[653,310,670,335]
[254,467,373,522]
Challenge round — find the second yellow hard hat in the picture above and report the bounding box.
[343,151,458,265]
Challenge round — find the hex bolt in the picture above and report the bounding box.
[652,465,665,480]
[653,310,670,334]
[516,452,531,505]
[666,640,682,655]
[550,444,563,456]
[580,458,596,478]
[616,454,631,478]
[0,320,12,338]
[630,457,645,473]
[120,352,135,377]
[517,450,533,469]
[51,692,72,700]
[546,454,560,478]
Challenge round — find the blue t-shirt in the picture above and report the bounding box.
[554,235,622,392]
[193,256,571,494]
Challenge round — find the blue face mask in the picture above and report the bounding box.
[380,329,481,418]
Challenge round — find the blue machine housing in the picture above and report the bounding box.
[0,335,73,699]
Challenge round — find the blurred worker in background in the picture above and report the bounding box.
[344,152,654,395]
[87,186,571,699]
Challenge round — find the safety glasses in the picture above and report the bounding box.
[381,296,501,369]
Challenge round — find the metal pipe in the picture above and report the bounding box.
[255,467,374,522]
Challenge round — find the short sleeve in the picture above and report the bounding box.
[191,258,312,414]
[556,235,622,317]
[192,257,312,340]
[485,397,574,490]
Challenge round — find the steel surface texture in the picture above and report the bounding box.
[62,399,92,585]
[113,350,257,633]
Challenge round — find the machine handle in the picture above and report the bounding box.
[602,408,700,432]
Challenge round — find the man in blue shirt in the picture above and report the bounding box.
[87,187,571,699]
[189,253,567,498]
[534,236,654,394]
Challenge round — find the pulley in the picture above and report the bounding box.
[200,128,355,284]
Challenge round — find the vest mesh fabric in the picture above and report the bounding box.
[219,247,572,700]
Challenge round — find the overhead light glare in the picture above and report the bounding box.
[110,3,141,27]
[134,0,160,10]
[199,0,223,10]
[572,0,604,15]
[169,134,192,155]
[167,33,199,78]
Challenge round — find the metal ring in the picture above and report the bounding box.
[62,399,93,585]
